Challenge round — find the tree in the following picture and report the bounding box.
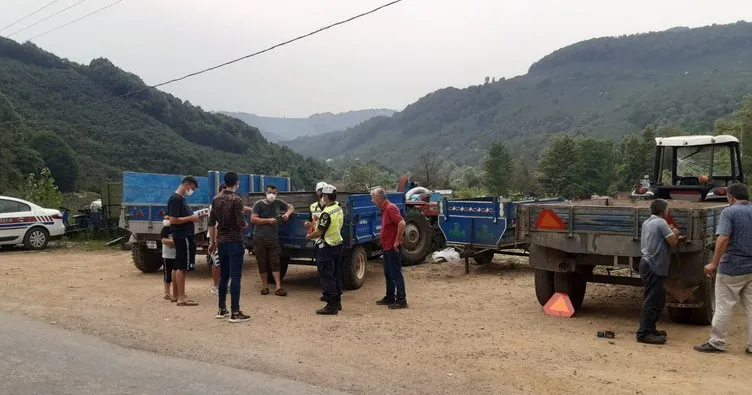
[411,152,444,189]
[610,127,655,193]
[342,162,394,191]
[484,76,490,85]
[714,94,752,173]
[537,135,578,197]
[24,167,62,208]
[483,141,513,196]
[26,132,79,192]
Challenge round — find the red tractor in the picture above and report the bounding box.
[397,176,445,265]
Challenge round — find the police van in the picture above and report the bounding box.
[0,196,66,250]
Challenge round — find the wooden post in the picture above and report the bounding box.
[464,256,470,274]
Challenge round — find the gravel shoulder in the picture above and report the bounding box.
[0,248,749,394]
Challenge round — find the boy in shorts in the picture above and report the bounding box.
[160,217,178,301]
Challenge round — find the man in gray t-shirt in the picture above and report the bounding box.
[695,183,752,354]
[250,185,294,296]
[636,198,680,345]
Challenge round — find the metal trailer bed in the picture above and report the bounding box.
[516,198,727,325]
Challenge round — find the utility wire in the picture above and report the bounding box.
[25,0,124,41]
[1,0,404,126]
[7,0,91,37]
[0,0,63,33]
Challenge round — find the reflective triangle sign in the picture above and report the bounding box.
[535,209,565,230]
[543,292,575,318]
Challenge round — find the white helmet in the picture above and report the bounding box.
[315,181,327,192]
[321,184,337,194]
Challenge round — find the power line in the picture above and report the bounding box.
[26,0,125,41]
[7,0,91,37]
[1,0,404,126]
[0,0,63,33]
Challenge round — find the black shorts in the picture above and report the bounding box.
[174,238,190,271]
[163,258,175,283]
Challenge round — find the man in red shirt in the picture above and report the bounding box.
[371,187,408,309]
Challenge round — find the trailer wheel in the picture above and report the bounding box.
[267,258,290,283]
[472,250,495,265]
[402,210,432,265]
[668,276,715,325]
[343,246,367,290]
[132,243,163,273]
[554,271,587,311]
[534,269,556,306]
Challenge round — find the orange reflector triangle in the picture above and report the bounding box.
[535,209,565,230]
[543,292,575,318]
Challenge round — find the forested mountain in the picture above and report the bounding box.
[285,21,752,171]
[220,109,396,142]
[0,37,329,195]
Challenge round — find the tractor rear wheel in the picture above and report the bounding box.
[402,210,432,265]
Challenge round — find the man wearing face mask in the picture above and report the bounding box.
[251,184,294,296]
[168,176,204,306]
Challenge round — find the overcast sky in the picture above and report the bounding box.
[1,0,750,117]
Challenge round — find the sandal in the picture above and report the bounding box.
[177,299,199,306]
[171,298,178,303]
[275,288,288,297]
[164,294,172,300]
[260,288,270,295]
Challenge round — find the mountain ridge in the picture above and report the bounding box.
[284,21,752,171]
[220,108,396,142]
[0,37,329,194]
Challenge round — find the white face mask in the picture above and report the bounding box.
[266,193,276,202]
[185,188,194,197]
[320,198,325,206]
[163,219,170,227]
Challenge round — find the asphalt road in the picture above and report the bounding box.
[0,311,346,395]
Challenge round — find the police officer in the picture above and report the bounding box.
[306,184,344,315]
[307,181,327,234]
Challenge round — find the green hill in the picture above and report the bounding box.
[284,21,752,171]
[0,37,329,195]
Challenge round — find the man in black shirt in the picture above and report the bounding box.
[168,176,203,306]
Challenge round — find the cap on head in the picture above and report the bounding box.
[316,182,327,191]
[321,184,336,194]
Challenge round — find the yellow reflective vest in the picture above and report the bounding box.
[318,203,343,246]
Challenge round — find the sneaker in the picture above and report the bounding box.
[316,304,339,315]
[210,286,219,296]
[376,297,395,306]
[215,309,230,319]
[637,334,667,345]
[229,311,250,323]
[389,300,409,310]
[694,342,725,353]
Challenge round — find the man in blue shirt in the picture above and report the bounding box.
[695,183,752,354]
[637,198,680,345]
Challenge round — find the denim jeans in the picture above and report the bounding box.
[218,241,245,313]
[383,249,406,301]
[637,258,666,339]
[317,244,343,303]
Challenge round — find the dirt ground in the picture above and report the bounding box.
[0,247,750,395]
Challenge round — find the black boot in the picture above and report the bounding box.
[334,297,342,311]
[316,303,338,315]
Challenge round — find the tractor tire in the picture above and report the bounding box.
[554,271,587,311]
[668,276,715,325]
[472,250,495,265]
[267,257,290,283]
[343,246,367,290]
[23,227,50,250]
[132,243,163,273]
[534,269,556,306]
[402,210,433,266]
